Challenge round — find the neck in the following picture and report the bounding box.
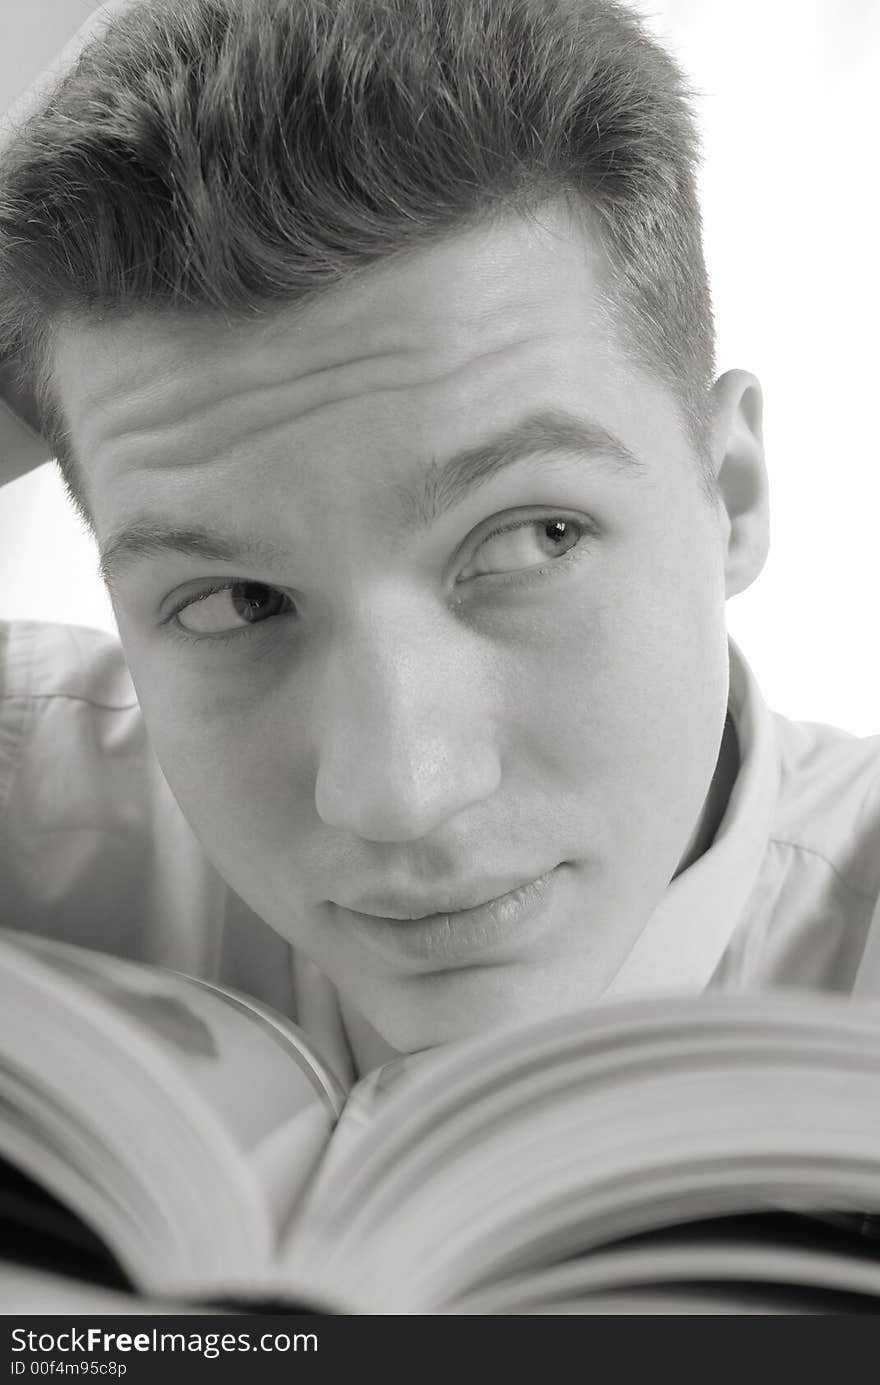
[339,992,402,1078]
[675,713,740,878]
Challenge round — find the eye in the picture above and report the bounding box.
[171,581,295,636]
[459,517,585,580]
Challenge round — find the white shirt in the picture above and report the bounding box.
[2,618,879,1093]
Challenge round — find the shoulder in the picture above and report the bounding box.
[769,710,880,901]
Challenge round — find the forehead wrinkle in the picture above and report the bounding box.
[97,346,427,439]
[73,323,550,476]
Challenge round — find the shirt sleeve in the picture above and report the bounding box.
[0,619,293,998]
[850,767,880,998]
[852,893,880,997]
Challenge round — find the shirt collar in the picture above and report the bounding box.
[601,636,780,1000]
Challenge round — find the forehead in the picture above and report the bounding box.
[50,200,665,532]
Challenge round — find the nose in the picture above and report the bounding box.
[314,596,502,843]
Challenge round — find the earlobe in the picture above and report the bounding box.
[710,369,770,599]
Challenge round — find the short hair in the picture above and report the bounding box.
[0,0,716,522]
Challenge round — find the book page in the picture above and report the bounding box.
[0,930,344,1288]
[274,989,880,1313]
[1,930,343,1157]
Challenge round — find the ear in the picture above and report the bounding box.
[708,369,770,599]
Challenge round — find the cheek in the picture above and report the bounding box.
[184,717,305,842]
[502,532,728,816]
[120,640,308,853]
[588,546,728,823]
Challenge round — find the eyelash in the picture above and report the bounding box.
[160,511,596,646]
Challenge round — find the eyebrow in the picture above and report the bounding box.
[98,406,644,588]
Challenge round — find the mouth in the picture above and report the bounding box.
[329,866,564,969]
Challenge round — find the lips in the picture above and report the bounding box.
[329,866,563,968]
[339,873,551,921]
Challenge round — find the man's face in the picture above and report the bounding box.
[54,201,735,1052]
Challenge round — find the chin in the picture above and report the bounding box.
[374,964,563,1054]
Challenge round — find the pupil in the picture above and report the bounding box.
[232,582,279,623]
[545,521,568,544]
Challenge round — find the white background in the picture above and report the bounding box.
[1,0,878,733]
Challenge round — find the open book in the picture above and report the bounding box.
[2,926,880,1315]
